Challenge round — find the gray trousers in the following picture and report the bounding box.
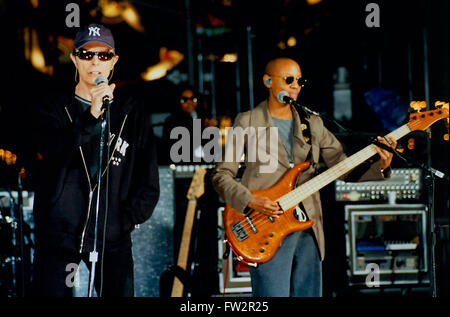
[249,229,322,297]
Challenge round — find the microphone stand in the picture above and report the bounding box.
[5,188,17,295]
[1,160,25,296]
[424,167,438,297]
[88,100,110,297]
[372,140,445,297]
[16,173,25,297]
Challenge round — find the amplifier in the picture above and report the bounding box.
[345,204,429,286]
[171,164,215,178]
[217,207,252,294]
[335,168,422,202]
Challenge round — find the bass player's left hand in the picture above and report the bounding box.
[374,136,397,170]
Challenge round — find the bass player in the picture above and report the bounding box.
[211,57,396,297]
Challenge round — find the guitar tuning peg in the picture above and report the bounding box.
[434,101,449,109]
[410,101,427,113]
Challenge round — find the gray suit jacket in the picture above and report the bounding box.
[212,100,386,260]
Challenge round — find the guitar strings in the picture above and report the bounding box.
[237,207,291,233]
[238,142,379,232]
[233,120,441,242]
[234,123,419,235]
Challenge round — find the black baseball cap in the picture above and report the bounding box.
[74,23,115,51]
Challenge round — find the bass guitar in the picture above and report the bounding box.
[223,107,449,265]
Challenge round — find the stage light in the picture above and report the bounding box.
[0,149,17,166]
[141,63,167,81]
[277,41,286,50]
[287,36,297,47]
[141,47,184,81]
[98,0,145,33]
[122,4,145,33]
[307,0,322,5]
[220,53,237,63]
[24,28,53,76]
[98,0,123,19]
[219,116,232,146]
[410,101,427,112]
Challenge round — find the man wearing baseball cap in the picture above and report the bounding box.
[31,23,160,297]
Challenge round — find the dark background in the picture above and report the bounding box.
[0,0,448,297]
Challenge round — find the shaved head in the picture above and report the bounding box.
[264,57,299,75]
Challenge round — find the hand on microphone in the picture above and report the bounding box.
[89,82,115,119]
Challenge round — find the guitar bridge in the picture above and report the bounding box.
[231,221,248,241]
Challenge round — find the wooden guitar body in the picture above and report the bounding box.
[223,161,314,264]
[171,168,206,297]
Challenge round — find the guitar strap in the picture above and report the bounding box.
[298,109,312,146]
[294,106,313,222]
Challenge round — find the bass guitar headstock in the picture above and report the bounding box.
[408,101,449,133]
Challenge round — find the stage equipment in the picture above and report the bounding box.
[335,168,422,203]
[170,168,206,297]
[171,164,215,179]
[345,204,429,286]
[0,190,34,297]
[217,207,252,295]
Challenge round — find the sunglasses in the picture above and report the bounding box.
[73,49,115,61]
[270,75,307,87]
[180,97,198,103]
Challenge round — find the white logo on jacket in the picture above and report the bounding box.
[112,137,129,166]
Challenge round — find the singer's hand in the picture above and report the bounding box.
[89,83,116,119]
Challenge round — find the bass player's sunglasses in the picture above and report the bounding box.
[73,49,116,61]
[269,75,308,87]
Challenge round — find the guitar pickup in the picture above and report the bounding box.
[231,221,248,241]
[245,216,258,233]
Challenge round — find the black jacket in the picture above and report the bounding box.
[31,90,160,253]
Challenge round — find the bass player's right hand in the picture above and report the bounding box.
[247,196,283,217]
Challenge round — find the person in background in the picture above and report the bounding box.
[162,85,217,164]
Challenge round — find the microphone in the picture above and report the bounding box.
[94,76,111,110]
[276,91,320,116]
[276,91,292,104]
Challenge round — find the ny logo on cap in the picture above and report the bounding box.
[88,26,100,37]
